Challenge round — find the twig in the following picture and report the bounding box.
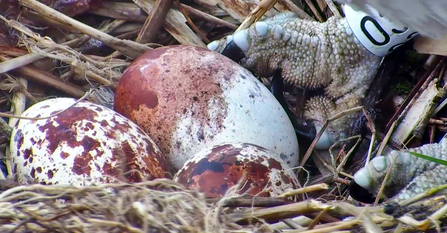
[70,61,113,87]
[299,106,363,168]
[289,219,361,233]
[307,207,330,230]
[88,2,147,22]
[0,56,86,98]
[335,135,362,173]
[385,58,444,130]
[392,77,443,145]
[180,4,237,29]
[175,0,210,44]
[278,0,314,20]
[132,0,206,47]
[205,196,290,207]
[334,177,350,185]
[432,68,447,115]
[429,125,436,143]
[17,0,150,58]
[0,19,127,75]
[229,199,331,223]
[376,120,398,156]
[282,219,302,229]
[236,0,279,32]
[361,212,383,233]
[362,107,377,166]
[86,219,144,233]
[271,216,313,230]
[374,155,400,205]
[0,90,92,121]
[0,117,12,139]
[278,183,329,198]
[399,184,447,206]
[5,76,28,178]
[304,0,324,22]
[325,0,342,17]
[136,0,173,44]
[339,171,353,179]
[0,179,21,190]
[0,50,46,74]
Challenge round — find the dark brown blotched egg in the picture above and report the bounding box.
[114,45,299,171]
[173,142,300,198]
[10,97,171,186]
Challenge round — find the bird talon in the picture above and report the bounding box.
[207,5,416,151]
[350,136,447,202]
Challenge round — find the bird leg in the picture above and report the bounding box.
[352,136,447,202]
[208,11,382,149]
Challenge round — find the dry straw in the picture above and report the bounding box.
[0,179,268,232]
[1,0,447,232]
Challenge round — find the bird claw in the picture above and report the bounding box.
[351,137,447,202]
[208,11,383,150]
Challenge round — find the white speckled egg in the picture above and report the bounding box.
[114,45,299,171]
[173,142,300,198]
[10,97,172,186]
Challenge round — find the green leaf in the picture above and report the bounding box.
[408,152,447,166]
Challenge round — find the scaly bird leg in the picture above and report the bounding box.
[208,12,382,149]
[352,136,447,202]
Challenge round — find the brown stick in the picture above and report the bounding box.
[18,0,150,58]
[304,0,324,22]
[0,179,22,191]
[229,199,329,223]
[299,106,363,168]
[180,4,237,29]
[307,208,330,230]
[136,0,173,44]
[278,0,314,20]
[88,2,147,22]
[206,196,290,207]
[385,56,443,130]
[236,0,279,32]
[12,64,86,98]
[174,0,210,44]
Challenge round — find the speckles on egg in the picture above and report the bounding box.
[10,97,172,186]
[173,143,300,198]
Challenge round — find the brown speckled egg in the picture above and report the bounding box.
[10,97,171,186]
[114,45,299,171]
[173,143,299,198]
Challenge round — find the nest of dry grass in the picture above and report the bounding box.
[1,0,447,232]
[1,178,447,232]
[0,180,223,232]
[0,179,276,232]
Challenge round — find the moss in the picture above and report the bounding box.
[392,80,413,95]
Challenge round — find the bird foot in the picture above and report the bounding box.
[352,137,447,202]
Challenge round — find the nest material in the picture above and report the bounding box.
[1,178,447,233]
[1,0,447,232]
[0,179,269,233]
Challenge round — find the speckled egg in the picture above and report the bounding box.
[10,97,172,186]
[114,45,299,171]
[173,143,300,198]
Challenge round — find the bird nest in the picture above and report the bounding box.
[2,0,447,232]
[1,178,447,232]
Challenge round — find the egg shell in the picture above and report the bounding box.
[173,142,300,198]
[10,97,172,186]
[114,45,299,170]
